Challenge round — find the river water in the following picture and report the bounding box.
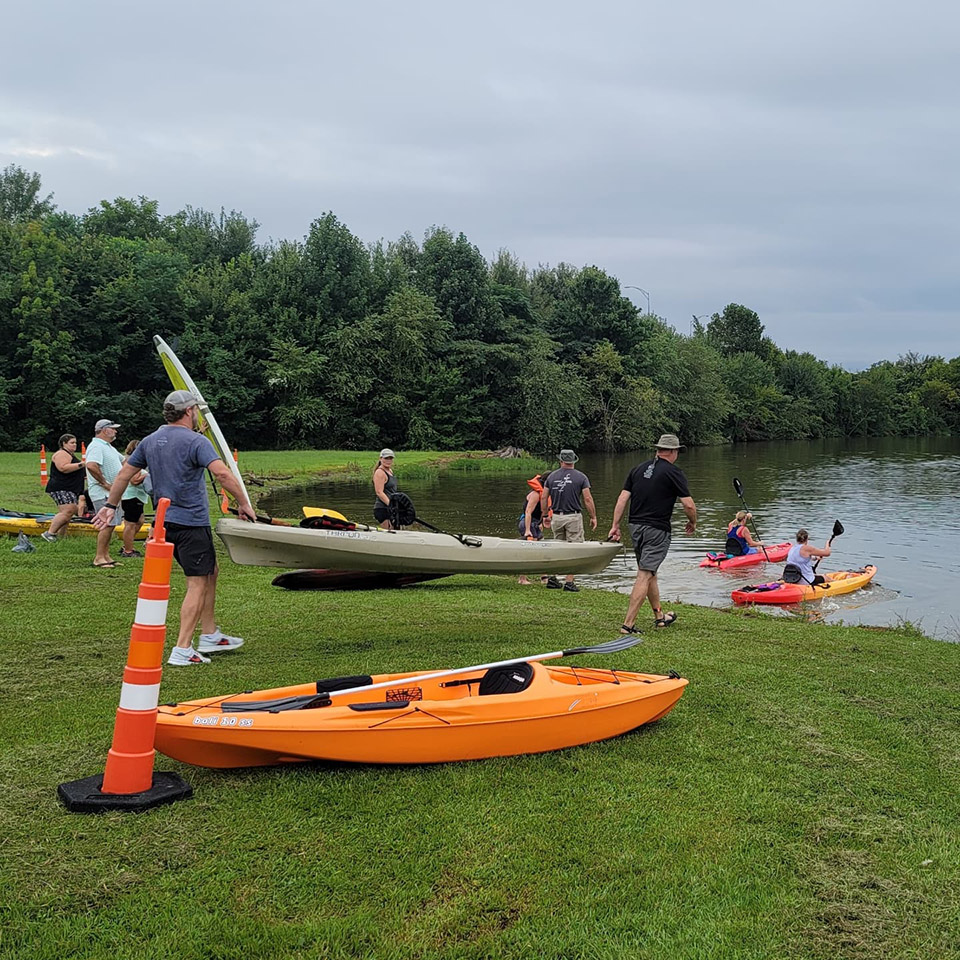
[263,437,960,639]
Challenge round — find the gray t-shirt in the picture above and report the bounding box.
[543,468,590,514]
[128,425,219,527]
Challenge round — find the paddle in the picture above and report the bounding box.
[812,519,844,573]
[731,477,771,562]
[221,636,650,712]
[389,492,482,548]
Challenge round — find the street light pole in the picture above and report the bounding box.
[624,285,651,316]
[690,313,710,335]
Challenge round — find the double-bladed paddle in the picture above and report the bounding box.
[731,477,771,561]
[221,636,652,713]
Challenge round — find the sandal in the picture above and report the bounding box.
[653,611,678,628]
[620,623,642,635]
[92,560,117,569]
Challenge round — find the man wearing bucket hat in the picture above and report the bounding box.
[93,389,256,665]
[608,433,697,631]
[539,449,597,592]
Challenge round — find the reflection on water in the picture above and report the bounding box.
[263,437,960,639]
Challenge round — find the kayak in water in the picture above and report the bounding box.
[699,541,791,569]
[731,565,877,605]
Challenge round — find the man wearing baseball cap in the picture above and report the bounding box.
[538,448,598,592]
[607,433,697,632]
[93,389,256,665]
[86,418,124,568]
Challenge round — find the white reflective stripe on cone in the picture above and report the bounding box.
[134,597,169,626]
[119,681,161,712]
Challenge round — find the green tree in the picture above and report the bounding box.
[0,165,55,223]
[707,303,776,360]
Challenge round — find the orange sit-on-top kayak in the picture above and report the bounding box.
[155,659,688,769]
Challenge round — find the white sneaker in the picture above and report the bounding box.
[41,531,58,542]
[198,632,245,654]
[168,646,211,666]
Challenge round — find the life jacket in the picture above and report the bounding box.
[525,476,552,520]
[725,522,749,557]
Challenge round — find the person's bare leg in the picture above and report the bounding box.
[623,570,653,628]
[93,525,114,565]
[647,574,661,618]
[177,575,209,648]
[48,502,77,537]
[199,566,218,635]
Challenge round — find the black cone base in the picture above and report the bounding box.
[57,772,192,813]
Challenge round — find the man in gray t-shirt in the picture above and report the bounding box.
[539,449,598,592]
[94,390,256,666]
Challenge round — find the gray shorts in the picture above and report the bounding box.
[92,496,120,528]
[551,512,584,542]
[629,523,671,572]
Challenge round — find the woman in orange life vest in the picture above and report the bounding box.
[517,473,551,585]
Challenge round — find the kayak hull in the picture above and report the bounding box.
[699,542,791,569]
[731,565,877,605]
[0,514,150,541]
[155,664,687,768]
[272,569,450,590]
[215,518,621,575]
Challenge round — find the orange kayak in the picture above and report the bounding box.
[155,662,688,768]
[731,565,878,605]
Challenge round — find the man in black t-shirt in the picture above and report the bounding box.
[540,449,598,592]
[608,433,697,632]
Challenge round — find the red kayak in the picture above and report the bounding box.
[699,542,791,569]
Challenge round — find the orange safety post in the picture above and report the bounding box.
[57,497,192,813]
[81,441,87,466]
[40,444,48,487]
[233,448,239,464]
[220,489,230,514]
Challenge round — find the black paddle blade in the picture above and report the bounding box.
[733,477,744,497]
[833,519,845,537]
[562,635,645,656]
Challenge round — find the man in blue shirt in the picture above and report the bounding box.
[94,390,256,665]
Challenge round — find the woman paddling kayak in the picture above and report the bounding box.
[783,528,831,585]
[725,510,762,557]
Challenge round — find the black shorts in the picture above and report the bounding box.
[121,498,145,524]
[165,523,217,577]
[373,505,391,523]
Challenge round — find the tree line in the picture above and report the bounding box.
[1,164,958,453]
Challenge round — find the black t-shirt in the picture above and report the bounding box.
[622,457,690,532]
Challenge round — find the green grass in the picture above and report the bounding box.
[1,452,958,959]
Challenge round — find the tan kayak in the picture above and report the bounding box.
[215,517,622,575]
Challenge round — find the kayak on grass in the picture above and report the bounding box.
[154,662,688,768]
[699,541,791,569]
[272,569,450,590]
[0,510,150,541]
[731,564,877,605]
[215,517,621,576]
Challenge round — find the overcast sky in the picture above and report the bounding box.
[3,0,958,368]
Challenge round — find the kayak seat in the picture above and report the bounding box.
[315,675,373,694]
[478,661,535,696]
[782,564,803,584]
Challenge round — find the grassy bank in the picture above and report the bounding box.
[0,453,958,959]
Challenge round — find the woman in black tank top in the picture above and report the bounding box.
[372,449,398,529]
[45,434,88,539]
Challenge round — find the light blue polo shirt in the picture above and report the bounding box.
[85,437,125,501]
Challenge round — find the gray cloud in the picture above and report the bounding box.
[3,0,958,367]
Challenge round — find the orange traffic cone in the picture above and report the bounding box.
[233,448,239,464]
[40,444,48,487]
[81,441,87,466]
[58,498,192,812]
[220,489,230,514]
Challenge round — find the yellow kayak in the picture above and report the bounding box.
[0,513,150,541]
[732,565,877,605]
